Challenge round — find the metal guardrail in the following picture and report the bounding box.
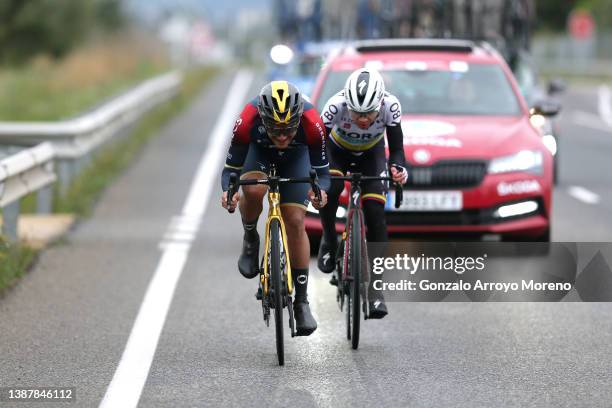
[533,33,612,79]
[0,71,182,192]
[535,58,612,79]
[0,71,183,240]
[0,143,56,240]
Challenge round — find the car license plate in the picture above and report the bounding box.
[387,191,463,211]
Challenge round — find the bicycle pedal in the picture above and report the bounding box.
[329,275,338,286]
[255,287,263,300]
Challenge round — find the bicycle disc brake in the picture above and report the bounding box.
[259,257,270,325]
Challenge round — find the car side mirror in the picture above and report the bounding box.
[531,100,561,117]
[547,79,566,95]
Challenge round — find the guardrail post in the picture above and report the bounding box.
[77,153,92,174]
[2,201,20,241]
[57,159,75,194]
[37,185,53,214]
[82,152,92,170]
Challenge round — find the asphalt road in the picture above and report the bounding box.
[552,84,612,241]
[1,73,612,408]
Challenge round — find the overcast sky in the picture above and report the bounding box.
[125,0,270,22]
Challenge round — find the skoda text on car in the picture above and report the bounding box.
[306,39,555,242]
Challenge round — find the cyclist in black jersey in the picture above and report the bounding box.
[221,81,330,336]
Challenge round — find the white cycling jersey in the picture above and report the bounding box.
[321,90,402,152]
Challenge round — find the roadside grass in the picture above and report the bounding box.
[53,67,216,215]
[0,35,169,121]
[1,66,217,291]
[0,237,38,295]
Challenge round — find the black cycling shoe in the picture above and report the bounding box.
[368,297,388,319]
[293,300,317,336]
[238,232,259,279]
[317,237,337,273]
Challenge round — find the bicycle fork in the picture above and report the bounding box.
[261,191,296,337]
[261,191,293,297]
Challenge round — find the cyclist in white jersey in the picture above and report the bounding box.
[318,67,408,318]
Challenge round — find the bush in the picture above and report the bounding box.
[0,236,38,293]
[0,0,125,65]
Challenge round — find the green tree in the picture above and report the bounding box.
[535,0,577,31]
[95,0,125,31]
[578,0,612,28]
[0,0,125,65]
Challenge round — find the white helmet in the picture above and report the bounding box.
[344,68,385,113]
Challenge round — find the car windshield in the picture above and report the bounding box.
[317,64,521,116]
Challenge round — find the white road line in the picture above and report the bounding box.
[568,186,601,205]
[571,110,612,132]
[162,231,196,242]
[100,70,253,408]
[598,85,612,128]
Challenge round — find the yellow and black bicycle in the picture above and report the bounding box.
[226,165,321,366]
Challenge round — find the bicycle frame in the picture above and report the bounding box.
[340,175,368,287]
[330,171,403,348]
[226,165,322,364]
[226,164,321,315]
[335,172,402,284]
[261,171,293,297]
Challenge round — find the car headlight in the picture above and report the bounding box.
[270,44,293,65]
[488,150,543,175]
[529,114,546,129]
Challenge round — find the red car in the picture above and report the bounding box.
[306,39,557,242]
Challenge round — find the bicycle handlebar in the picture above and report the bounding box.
[330,165,405,209]
[226,170,323,214]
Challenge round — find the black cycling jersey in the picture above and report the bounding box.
[221,97,331,206]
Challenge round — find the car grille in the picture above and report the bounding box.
[406,161,487,189]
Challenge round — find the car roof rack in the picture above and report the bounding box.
[352,38,476,54]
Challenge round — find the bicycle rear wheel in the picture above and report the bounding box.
[347,211,361,349]
[269,219,284,365]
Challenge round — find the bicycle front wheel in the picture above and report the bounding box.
[269,219,285,365]
[348,211,361,350]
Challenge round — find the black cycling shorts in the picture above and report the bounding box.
[328,139,388,204]
[240,142,311,209]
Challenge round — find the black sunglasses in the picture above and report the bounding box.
[349,109,379,118]
[265,125,299,137]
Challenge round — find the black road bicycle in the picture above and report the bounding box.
[331,168,403,350]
